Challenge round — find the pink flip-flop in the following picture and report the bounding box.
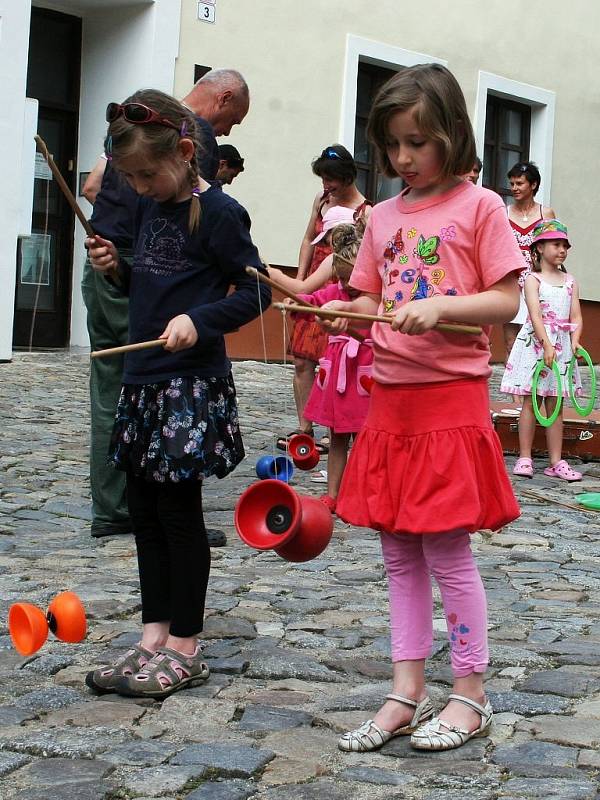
[513,457,534,478]
[543,460,582,482]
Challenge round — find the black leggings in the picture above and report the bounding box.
[126,474,210,637]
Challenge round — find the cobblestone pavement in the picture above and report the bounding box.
[1,352,600,799]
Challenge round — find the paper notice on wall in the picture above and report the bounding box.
[34,152,52,181]
[20,233,51,285]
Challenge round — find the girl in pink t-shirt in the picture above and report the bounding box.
[322,64,523,754]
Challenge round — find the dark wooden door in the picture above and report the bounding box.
[13,7,81,348]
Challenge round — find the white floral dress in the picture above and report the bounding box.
[501,272,582,398]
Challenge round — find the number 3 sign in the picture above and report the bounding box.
[197,1,216,23]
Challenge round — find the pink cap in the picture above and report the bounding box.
[311,205,356,245]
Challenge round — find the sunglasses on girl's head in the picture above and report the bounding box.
[324,148,342,160]
[106,102,184,135]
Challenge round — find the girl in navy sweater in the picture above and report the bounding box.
[85,89,270,698]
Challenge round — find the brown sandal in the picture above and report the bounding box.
[115,645,210,698]
[85,644,155,694]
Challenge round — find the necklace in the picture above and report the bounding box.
[518,202,536,222]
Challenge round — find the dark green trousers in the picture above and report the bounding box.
[81,256,131,534]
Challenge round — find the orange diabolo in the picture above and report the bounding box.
[8,591,87,657]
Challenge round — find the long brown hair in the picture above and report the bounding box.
[530,241,567,273]
[367,63,476,181]
[106,89,204,232]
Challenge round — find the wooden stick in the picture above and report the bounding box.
[520,487,596,514]
[90,339,166,359]
[34,134,121,287]
[274,302,483,336]
[245,266,365,343]
[35,135,94,236]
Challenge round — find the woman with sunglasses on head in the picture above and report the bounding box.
[85,89,270,699]
[280,144,372,453]
[503,161,555,359]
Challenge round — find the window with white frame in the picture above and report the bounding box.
[483,95,531,201]
[474,72,555,207]
[353,61,402,203]
[340,36,446,203]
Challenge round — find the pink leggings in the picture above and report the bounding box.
[380,529,488,678]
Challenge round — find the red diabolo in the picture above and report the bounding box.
[287,433,320,470]
[235,479,333,562]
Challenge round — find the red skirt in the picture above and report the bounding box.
[288,242,331,362]
[288,317,329,362]
[336,378,520,535]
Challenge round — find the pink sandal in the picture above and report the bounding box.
[513,457,534,478]
[544,460,582,482]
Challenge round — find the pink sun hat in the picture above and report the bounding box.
[530,219,571,249]
[311,205,356,245]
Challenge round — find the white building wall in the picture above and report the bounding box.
[0,2,33,360]
[174,0,600,300]
[0,0,181,357]
[71,0,181,346]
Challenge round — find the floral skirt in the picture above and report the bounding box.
[108,373,245,483]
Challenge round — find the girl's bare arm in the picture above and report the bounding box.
[523,275,555,367]
[320,292,380,333]
[390,272,520,334]
[569,279,583,352]
[297,193,322,279]
[268,254,334,296]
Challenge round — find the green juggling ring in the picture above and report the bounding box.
[531,359,562,427]
[575,493,600,511]
[568,346,596,417]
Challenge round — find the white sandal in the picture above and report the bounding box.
[309,469,328,484]
[410,693,492,751]
[338,693,434,752]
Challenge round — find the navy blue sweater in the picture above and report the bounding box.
[118,184,270,384]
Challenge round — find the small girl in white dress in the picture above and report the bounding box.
[501,220,583,481]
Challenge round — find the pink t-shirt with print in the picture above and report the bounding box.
[350,180,523,384]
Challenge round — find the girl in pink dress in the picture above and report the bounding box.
[293,222,372,513]
[283,145,371,450]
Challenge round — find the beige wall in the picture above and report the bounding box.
[175,0,600,299]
